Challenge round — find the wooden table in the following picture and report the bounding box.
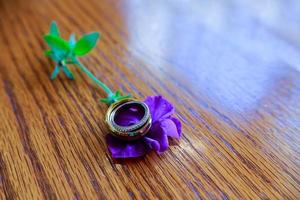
[0,0,299,199]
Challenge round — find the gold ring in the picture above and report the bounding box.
[105,98,152,141]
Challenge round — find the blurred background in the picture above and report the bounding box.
[119,0,300,114]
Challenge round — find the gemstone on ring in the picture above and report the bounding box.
[105,98,152,141]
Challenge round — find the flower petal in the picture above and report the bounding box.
[147,124,169,153]
[171,117,182,138]
[144,96,174,122]
[143,136,160,151]
[160,118,181,139]
[106,135,147,158]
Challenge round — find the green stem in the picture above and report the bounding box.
[73,59,114,97]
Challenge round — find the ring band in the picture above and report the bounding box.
[106,98,152,141]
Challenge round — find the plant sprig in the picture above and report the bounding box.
[43,21,130,105]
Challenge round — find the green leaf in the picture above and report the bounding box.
[50,65,60,80]
[44,34,70,51]
[115,90,121,97]
[50,21,60,36]
[74,32,100,56]
[69,34,76,48]
[99,91,131,105]
[44,34,70,59]
[100,98,111,104]
[44,50,60,61]
[62,65,74,80]
[44,50,52,57]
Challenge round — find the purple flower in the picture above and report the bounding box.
[106,96,182,158]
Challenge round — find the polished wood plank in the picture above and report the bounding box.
[0,0,299,199]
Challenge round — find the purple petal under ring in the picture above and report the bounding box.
[105,98,152,141]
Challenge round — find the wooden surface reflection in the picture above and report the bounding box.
[0,0,299,199]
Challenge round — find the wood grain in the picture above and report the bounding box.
[0,0,299,199]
